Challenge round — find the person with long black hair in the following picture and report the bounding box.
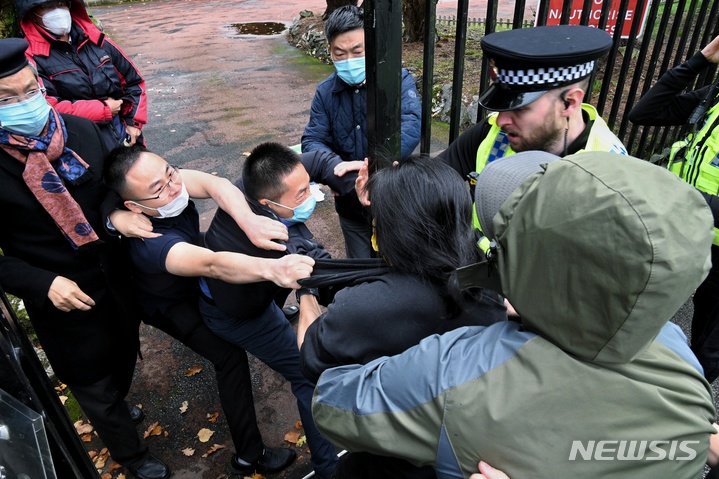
[297,155,507,479]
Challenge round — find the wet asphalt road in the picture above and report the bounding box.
[83,1,714,478]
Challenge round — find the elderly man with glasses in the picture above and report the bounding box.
[0,38,167,479]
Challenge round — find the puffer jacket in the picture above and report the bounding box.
[302,68,421,162]
[18,0,147,150]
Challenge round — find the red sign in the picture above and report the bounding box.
[538,0,651,38]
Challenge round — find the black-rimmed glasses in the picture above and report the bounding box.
[130,165,180,202]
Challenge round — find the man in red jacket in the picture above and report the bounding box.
[16,0,147,151]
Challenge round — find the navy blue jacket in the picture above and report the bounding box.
[302,69,421,221]
[302,69,422,161]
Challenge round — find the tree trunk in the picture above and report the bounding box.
[403,0,435,43]
[323,0,360,20]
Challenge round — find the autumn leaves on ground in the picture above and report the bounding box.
[58,362,309,479]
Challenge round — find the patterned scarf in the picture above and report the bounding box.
[0,109,100,249]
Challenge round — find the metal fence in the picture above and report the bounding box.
[436,15,534,28]
[366,0,719,160]
[440,0,719,158]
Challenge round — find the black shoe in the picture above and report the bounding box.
[229,447,297,475]
[282,305,300,322]
[129,455,170,479]
[127,402,145,425]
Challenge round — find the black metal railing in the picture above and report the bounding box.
[367,0,719,160]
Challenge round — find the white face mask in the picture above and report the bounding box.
[133,183,190,219]
[41,8,72,36]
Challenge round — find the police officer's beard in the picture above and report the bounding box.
[510,121,564,153]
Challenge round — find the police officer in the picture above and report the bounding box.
[439,25,627,193]
[629,34,719,383]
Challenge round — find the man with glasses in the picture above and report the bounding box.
[16,0,147,151]
[103,143,348,478]
[0,38,168,479]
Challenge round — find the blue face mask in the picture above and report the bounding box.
[334,57,366,86]
[269,195,317,224]
[0,93,51,137]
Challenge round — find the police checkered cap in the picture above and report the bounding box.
[499,60,595,88]
[479,26,612,110]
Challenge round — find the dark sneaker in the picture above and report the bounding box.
[129,454,170,479]
[229,447,297,475]
[127,402,145,425]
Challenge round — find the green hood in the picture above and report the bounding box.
[492,152,713,363]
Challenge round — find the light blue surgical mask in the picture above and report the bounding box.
[268,195,317,224]
[334,57,366,86]
[0,92,51,137]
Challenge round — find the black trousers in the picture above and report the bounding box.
[143,299,264,461]
[70,355,147,469]
[691,245,719,382]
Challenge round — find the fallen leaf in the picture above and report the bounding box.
[181,447,195,456]
[207,412,219,423]
[295,420,303,430]
[184,365,203,376]
[284,430,300,444]
[74,420,94,435]
[248,474,265,479]
[197,428,214,443]
[143,422,163,439]
[88,451,97,460]
[164,430,169,438]
[59,395,68,405]
[81,433,93,442]
[201,443,226,458]
[55,383,67,392]
[93,449,109,469]
[101,474,111,479]
[296,435,306,448]
[117,475,126,479]
[108,462,122,471]
[179,401,188,414]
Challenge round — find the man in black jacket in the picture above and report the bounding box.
[628,34,719,382]
[200,142,356,479]
[103,144,313,477]
[0,38,168,479]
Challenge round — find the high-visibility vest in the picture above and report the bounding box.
[668,99,719,245]
[471,104,627,235]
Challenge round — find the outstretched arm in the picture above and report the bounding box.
[180,169,288,251]
[164,242,313,289]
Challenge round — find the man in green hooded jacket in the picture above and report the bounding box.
[311,150,716,479]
